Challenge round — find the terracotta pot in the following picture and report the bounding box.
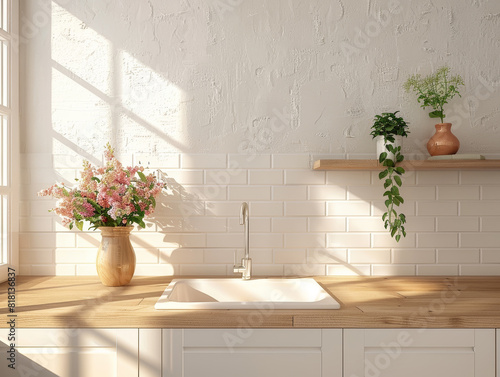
[96,226,136,287]
[427,123,460,156]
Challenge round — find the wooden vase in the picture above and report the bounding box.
[427,123,460,156]
[96,226,136,287]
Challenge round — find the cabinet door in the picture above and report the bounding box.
[344,329,495,377]
[163,329,342,377]
[0,328,138,377]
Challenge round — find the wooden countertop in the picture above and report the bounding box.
[1,276,500,328]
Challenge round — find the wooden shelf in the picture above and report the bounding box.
[313,159,500,171]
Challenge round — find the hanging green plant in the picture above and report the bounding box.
[370,111,409,242]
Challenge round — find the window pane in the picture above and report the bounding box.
[1,0,8,33]
[1,115,6,186]
[0,195,6,264]
[1,40,7,107]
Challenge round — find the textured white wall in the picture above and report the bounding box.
[20,0,500,276]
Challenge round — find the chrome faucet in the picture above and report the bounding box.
[234,202,252,279]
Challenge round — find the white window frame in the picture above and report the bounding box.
[0,0,19,282]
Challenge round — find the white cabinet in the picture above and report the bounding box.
[0,328,139,377]
[344,329,495,377]
[162,329,342,377]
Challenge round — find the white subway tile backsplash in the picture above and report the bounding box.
[460,265,500,276]
[418,233,458,248]
[327,233,371,248]
[274,249,307,264]
[327,201,370,216]
[460,201,500,216]
[349,249,391,264]
[249,170,284,185]
[228,154,271,169]
[326,264,370,276]
[228,186,271,201]
[417,171,459,185]
[393,249,436,264]
[21,153,500,277]
[372,233,416,248]
[308,185,346,200]
[461,171,500,185]
[206,233,243,248]
[181,154,226,169]
[372,265,416,276]
[348,217,386,232]
[285,201,325,216]
[204,249,236,264]
[327,171,371,186]
[272,217,307,233]
[437,249,480,264]
[482,186,499,200]
[417,265,458,276]
[160,248,204,264]
[308,248,347,264]
[417,201,458,216]
[252,265,284,277]
[272,154,310,169]
[250,202,284,216]
[184,217,227,233]
[436,217,479,232]
[284,264,326,276]
[461,233,500,248]
[285,170,325,185]
[205,169,247,185]
[162,170,204,185]
[347,186,384,201]
[401,187,436,201]
[481,249,500,263]
[227,217,271,233]
[284,233,326,248]
[273,186,307,201]
[308,217,346,232]
[250,233,283,248]
[437,186,480,200]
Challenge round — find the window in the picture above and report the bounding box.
[0,0,18,282]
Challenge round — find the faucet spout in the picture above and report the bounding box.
[234,202,251,279]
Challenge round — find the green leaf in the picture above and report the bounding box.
[385,199,391,208]
[391,186,400,196]
[379,152,387,163]
[91,177,101,183]
[69,222,73,230]
[396,195,404,204]
[75,221,84,231]
[395,167,405,175]
[384,179,392,189]
[391,227,397,237]
[394,175,402,187]
[383,190,392,197]
[379,170,389,179]
[382,213,388,221]
[393,197,400,206]
[429,110,443,119]
[139,220,146,228]
[395,234,401,242]
[383,159,395,167]
[138,171,147,183]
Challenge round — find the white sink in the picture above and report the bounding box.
[154,278,340,310]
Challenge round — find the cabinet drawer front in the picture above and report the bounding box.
[185,352,321,377]
[184,329,322,348]
[2,328,118,347]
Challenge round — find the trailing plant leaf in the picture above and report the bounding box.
[376,129,408,242]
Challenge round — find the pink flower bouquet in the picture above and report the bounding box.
[39,144,164,230]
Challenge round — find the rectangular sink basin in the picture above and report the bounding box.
[154,278,340,310]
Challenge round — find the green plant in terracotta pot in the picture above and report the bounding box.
[404,66,465,156]
[370,111,409,242]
